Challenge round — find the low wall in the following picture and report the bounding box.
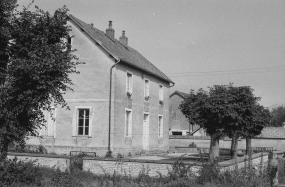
[7,152,273,177]
[169,135,285,151]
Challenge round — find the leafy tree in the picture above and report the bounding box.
[270,106,285,127]
[0,3,82,160]
[179,83,270,162]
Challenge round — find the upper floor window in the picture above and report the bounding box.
[158,115,163,138]
[63,35,74,51]
[67,36,72,50]
[125,109,132,137]
[78,109,90,136]
[144,79,150,101]
[126,72,133,94]
[159,85,163,101]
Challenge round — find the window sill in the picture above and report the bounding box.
[40,136,55,139]
[72,136,92,139]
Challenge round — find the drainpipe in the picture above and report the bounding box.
[108,59,121,152]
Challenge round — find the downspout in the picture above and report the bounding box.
[108,59,121,152]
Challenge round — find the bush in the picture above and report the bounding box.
[0,157,40,186]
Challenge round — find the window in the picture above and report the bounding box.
[67,36,72,50]
[63,35,73,51]
[159,85,163,103]
[126,72,133,94]
[158,115,163,138]
[144,79,150,101]
[78,109,90,136]
[72,107,93,137]
[41,108,56,137]
[125,109,132,137]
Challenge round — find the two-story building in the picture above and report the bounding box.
[26,15,174,156]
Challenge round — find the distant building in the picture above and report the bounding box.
[169,91,205,136]
[26,14,174,156]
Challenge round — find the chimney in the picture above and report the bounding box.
[119,31,128,46]
[91,23,94,27]
[106,21,114,38]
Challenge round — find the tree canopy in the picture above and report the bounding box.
[179,83,271,161]
[0,2,82,160]
[270,106,285,127]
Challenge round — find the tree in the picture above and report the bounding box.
[180,85,234,163]
[270,106,285,127]
[0,3,82,160]
[179,83,270,162]
[243,104,271,156]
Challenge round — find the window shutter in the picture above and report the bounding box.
[88,108,93,137]
[72,108,78,136]
[161,116,163,137]
[129,111,133,137]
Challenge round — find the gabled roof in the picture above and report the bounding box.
[68,14,174,84]
[170,90,190,99]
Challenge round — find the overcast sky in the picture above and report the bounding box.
[18,0,285,108]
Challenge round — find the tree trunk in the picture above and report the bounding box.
[230,134,239,159]
[245,137,252,168]
[246,137,252,156]
[209,133,220,164]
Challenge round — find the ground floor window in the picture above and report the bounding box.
[125,109,132,137]
[78,109,90,136]
[158,115,163,138]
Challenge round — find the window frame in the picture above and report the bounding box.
[126,71,133,94]
[159,84,163,101]
[73,106,93,137]
[158,115,163,138]
[125,108,132,138]
[40,108,56,137]
[144,78,150,101]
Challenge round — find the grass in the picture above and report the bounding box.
[0,156,278,187]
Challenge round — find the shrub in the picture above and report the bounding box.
[0,157,40,186]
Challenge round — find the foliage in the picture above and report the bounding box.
[0,157,40,186]
[0,2,82,159]
[270,106,285,127]
[179,83,270,160]
[0,156,276,187]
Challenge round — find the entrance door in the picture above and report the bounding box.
[143,113,149,150]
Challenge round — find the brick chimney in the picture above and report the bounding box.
[106,21,114,38]
[119,31,128,46]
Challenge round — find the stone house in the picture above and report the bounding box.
[26,14,174,156]
[169,91,205,136]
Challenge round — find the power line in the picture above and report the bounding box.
[166,66,285,77]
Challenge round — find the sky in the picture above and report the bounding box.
[18,0,285,108]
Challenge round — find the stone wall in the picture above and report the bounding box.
[7,152,271,177]
[169,135,285,151]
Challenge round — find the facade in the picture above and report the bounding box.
[169,91,205,136]
[26,15,174,156]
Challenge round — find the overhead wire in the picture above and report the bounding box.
[165,66,285,77]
